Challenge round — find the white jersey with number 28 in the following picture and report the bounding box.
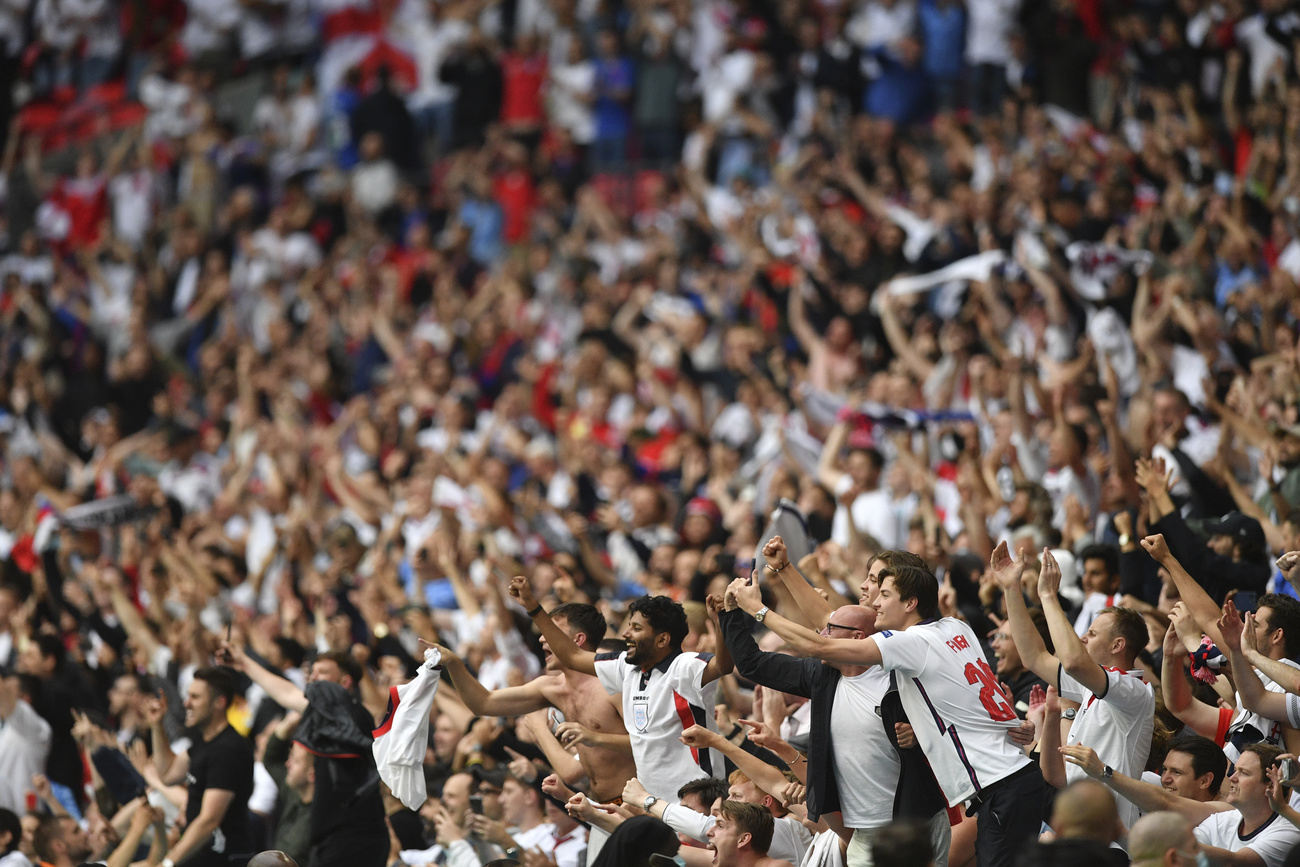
[876,617,1032,807]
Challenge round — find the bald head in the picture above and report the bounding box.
[830,605,876,636]
[1051,779,1120,844]
[1128,812,1195,865]
[248,852,298,867]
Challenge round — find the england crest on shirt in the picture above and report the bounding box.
[633,696,650,732]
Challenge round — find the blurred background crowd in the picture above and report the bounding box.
[8,0,1300,865]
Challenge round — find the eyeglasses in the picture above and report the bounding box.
[824,623,858,632]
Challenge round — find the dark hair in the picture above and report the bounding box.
[718,801,774,855]
[33,633,66,671]
[1164,733,1228,795]
[550,603,608,651]
[1099,607,1148,664]
[193,667,237,708]
[848,446,885,471]
[1079,544,1119,579]
[885,565,939,620]
[627,596,689,648]
[870,819,934,867]
[1242,742,1283,774]
[33,815,65,861]
[677,777,729,807]
[1258,594,1300,661]
[317,650,364,687]
[274,637,307,669]
[0,808,19,854]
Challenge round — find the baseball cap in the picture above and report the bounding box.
[1203,512,1265,551]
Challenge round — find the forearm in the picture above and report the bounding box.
[530,609,596,675]
[1039,712,1066,789]
[166,812,221,865]
[1248,648,1300,695]
[706,732,799,797]
[532,723,589,786]
[242,658,308,712]
[774,564,834,629]
[107,821,150,867]
[1004,586,1057,682]
[150,723,176,780]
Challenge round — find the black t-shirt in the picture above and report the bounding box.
[185,724,254,867]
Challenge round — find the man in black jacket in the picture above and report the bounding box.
[1140,454,1270,604]
[719,598,951,867]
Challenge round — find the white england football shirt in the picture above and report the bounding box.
[1221,659,1300,762]
[1072,591,1119,636]
[875,618,1032,807]
[594,650,721,800]
[829,668,899,829]
[1194,810,1300,867]
[1059,665,1155,831]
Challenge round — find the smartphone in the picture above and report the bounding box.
[1282,758,1300,788]
[739,558,756,585]
[468,795,484,815]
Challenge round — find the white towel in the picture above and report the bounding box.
[372,647,442,810]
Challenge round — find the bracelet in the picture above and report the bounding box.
[527,603,544,617]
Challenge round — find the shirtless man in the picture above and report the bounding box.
[433,603,633,864]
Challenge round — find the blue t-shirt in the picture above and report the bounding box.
[594,57,635,139]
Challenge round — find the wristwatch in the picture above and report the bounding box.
[1117,534,1131,547]
[1103,765,1114,780]
[754,606,770,623]
[643,795,659,811]
[1062,707,1077,720]
[504,846,521,860]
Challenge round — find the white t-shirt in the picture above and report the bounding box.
[594,650,721,800]
[1059,666,1155,831]
[875,618,1031,807]
[964,0,1020,65]
[1195,810,1300,867]
[831,478,895,550]
[0,699,52,814]
[829,668,899,829]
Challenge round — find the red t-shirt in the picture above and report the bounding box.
[493,167,536,243]
[500,52,547,127]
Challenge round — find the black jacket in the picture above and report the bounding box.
[1151,510,1270,604]
[720,608,945,822]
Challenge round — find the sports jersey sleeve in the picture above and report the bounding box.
[1096,670,1152,713]
[874,629,931,677]
[668,653,713,706]
[594,652,629,696]
[1285,694,1300,730]
[661,804,715,842]
[1057,666,1087,703]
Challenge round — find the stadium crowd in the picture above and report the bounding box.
[14,0,1300,866]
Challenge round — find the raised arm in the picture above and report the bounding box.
[761,536,835,628]
[678,724,807,808]
[1160,620,1226,739]
[509,575,596,676]
[990,541,1060,683]
[730,579,880,668]
[1221,605,1290,721]
[1060,743,1227,826]
[220,640,308,712]
[700,596,734,686]
[1038,548,1111,697]
[1141,534,1228,648]
[437,644,550,716]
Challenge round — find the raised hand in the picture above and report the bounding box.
[779,780,807,806]
[509,575,539,611]
[762,536,790,571]
[739,718,784,752]
[1217,599,1244,652]
[1278,551,1300,574]
[504,746,538,784]
[1140,534,1172,564]
[1037,547,1062,600]
[988,540,1026,592]
[1242,611,1260,655]
[728,577,762,614]
[1169,602,1203,652]
[621,777,649,810]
